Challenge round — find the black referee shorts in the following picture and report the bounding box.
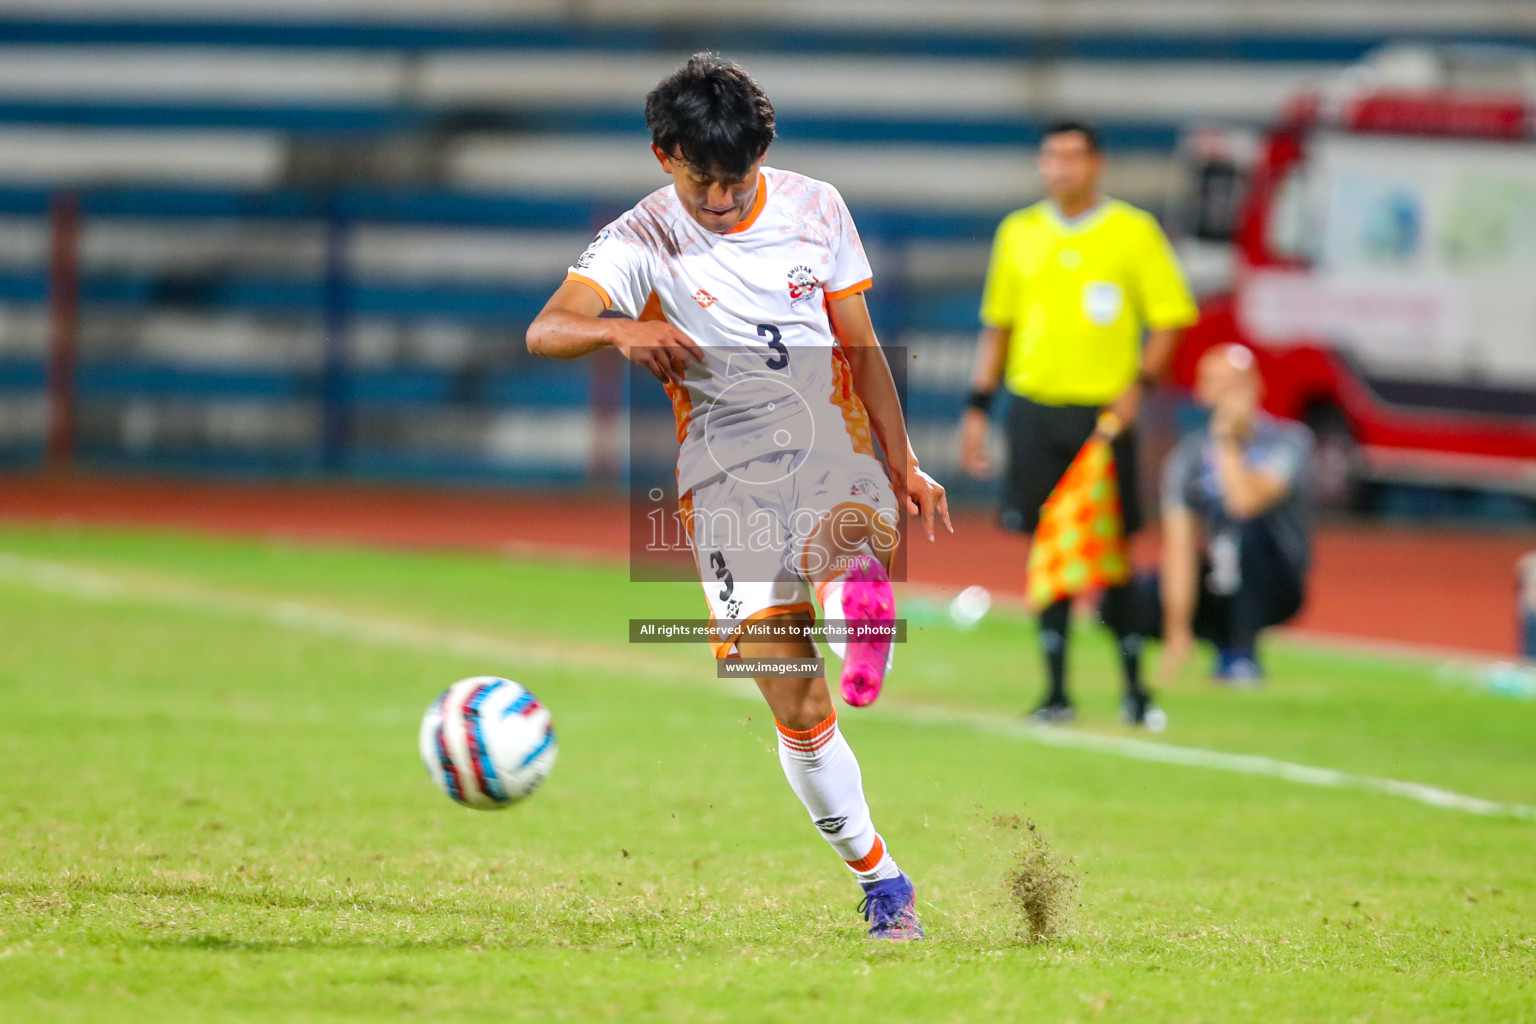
[999,392,1142,536]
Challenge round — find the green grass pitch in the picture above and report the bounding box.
[0,523,1532,1022]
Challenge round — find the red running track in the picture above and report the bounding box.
[0,474,1530,657]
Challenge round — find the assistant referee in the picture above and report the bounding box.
[959,120,1198,730]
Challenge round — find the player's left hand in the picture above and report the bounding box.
[896,465,953,542]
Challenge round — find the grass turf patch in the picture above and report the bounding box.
[0,524,1532,1022]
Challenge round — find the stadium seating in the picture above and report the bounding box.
[0,0,1531,482]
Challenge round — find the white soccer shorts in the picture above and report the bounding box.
[681,446,897,659]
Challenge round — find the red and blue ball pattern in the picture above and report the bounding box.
[419,676,557,809]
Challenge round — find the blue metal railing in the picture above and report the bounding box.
[0,183,992,483]
[0,15,1523,62]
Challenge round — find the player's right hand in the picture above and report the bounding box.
[611,320,704,385]
[896,464,954,543]
[959,409,993,479]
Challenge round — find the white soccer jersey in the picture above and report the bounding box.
[566,166,877,495]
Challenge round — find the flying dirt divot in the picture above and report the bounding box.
[996,814,1079,943]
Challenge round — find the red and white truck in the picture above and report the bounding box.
[1171,44,1536,508]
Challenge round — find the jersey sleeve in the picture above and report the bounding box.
[979,215,1022,329]
[565,215,655,320]
[1130,215,1199,331]
[823,187,874,300]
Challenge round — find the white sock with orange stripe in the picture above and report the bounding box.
[775,712,902,884]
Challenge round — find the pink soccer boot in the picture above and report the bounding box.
[839,555,895,707]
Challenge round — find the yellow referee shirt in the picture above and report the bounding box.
[980,199,1197,406]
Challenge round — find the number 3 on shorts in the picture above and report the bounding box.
[709,550,734,601]
[758,324,788,370]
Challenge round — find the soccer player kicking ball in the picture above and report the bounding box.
[526,53,951,940]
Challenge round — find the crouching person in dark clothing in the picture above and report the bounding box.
[1154,344,1313,684]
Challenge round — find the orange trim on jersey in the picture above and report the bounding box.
[679,489,726,650]
[824,277,873,302]
[564,272,612,309]
[664,381,693,445]
[828,346,877,458]
[846,835,886,873]
[678,489,697,546]
[710,601,817,661]
[638,291,666,322]
[640,291,695,445]
[723,173,769,235]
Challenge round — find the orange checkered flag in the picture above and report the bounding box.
[1025,414,1131,611]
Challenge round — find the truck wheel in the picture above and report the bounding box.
[1304,403,1361,513]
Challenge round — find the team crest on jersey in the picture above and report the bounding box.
[693,289,718,308]
[787,265,821,304]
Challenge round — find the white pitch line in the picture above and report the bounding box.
[883,704,1536,821]
[2,551,1533,823]
[0,552,686,679]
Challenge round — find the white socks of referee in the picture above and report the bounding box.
[775,712,902,884]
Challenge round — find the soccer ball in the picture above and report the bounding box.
[419,676,557,809]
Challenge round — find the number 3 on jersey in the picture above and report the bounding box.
[758,324,788,370]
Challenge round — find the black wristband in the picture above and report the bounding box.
[966,389,995,414]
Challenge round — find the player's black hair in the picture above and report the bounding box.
[1042,119,1101,153]
[645,52,776,180]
